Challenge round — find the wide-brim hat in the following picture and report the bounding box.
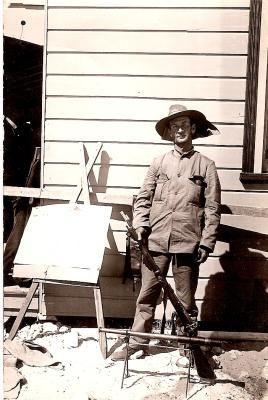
[155,104,220,141]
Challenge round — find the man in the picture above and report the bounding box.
[112,104,221,363]
[3,109,35,242]
[3,107,40,286]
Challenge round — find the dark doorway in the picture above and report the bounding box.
[3,35,43,241]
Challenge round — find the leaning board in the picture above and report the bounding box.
[13,204,112,284]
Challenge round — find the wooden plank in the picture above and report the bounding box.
[42,280,135,298]
[93,287,107,357]
[45,98,245,124]
[3,295,259,322]
[37,293,214,318]
[39,277,256,302]
[99,254,125,276]
[41,253,268,299]
[3,186,133,206]
[44,120,244,146]
[4,295,39,311]
[5,291,266,326]
[211,241,268,258]
[4,186,267,223]
[46,76,246,100]
[11,258,122,280]
[4,286,31,295]
[166,255,268,280]
[44,142,243,169]
[155,298,263,322]
[8,281,39,340]
[42,195,268,219]
[30,296,264,322]
[78,143,91,204]
[3,186,43,198]
[108,212,268,241]
[221,191,268,208]
[53,229,268,257]
[42,297,137,318]
[220,205,268,218]
[221,214,268,235]
[43,164,246,190]
[47,31,248,54]
[194,256,268,279]
[37,297,222,320]
[47,0,250,8]
[84,252,268,280]
[5,185,267,210]
[12,264,105,283]
[4,310,38,318]
[5,288,263,324]
[39,279,257,319]
[13,204,112,284]
[46,54,247,77]
[161,277,254,302]
[8,241,268,282]
[109,231,268,257]
[47,8,249,31]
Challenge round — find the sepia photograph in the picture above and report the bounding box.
[2,1,268,399]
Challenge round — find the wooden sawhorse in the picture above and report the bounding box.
[8,142,107,357]
[8,278,107,358]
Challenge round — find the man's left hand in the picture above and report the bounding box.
[196,247,209,263]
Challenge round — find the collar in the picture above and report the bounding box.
[174,145,195,158]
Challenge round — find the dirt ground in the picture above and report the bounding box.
[3,318,268,400]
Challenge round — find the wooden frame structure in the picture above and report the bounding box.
[241,0,268,183]
[6,143,108,358]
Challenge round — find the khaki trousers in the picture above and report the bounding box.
[130,252,199,348]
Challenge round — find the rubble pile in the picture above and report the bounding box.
[3,320,268,400]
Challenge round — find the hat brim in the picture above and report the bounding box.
[155,110,219,141]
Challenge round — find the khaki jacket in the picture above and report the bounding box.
[133,148,221,254]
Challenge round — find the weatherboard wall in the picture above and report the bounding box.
[36,0,268,329]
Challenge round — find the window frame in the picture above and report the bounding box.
[240,0,268,183]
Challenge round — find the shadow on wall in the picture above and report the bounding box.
[88,150,111,195]
[201,224,268,332]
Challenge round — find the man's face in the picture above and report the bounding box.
[169,116,196,147]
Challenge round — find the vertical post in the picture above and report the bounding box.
[93,285,107,358]
[79,143,91,204]
[75,142,107,357]
[38,282,44,319]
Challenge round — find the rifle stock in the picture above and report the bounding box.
[120,211,216,381]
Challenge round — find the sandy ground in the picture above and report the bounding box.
[3,319,268,400]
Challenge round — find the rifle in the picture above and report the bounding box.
[120,211,216,382]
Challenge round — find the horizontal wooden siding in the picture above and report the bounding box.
[41,0,268,328]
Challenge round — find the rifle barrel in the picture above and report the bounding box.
[99,328,223,346]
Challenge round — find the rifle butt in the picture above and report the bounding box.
[191,345,216,381]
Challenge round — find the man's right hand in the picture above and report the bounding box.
[135,227,148,242]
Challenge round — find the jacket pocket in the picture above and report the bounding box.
[154,176,169,201]
[187,175,205,205]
